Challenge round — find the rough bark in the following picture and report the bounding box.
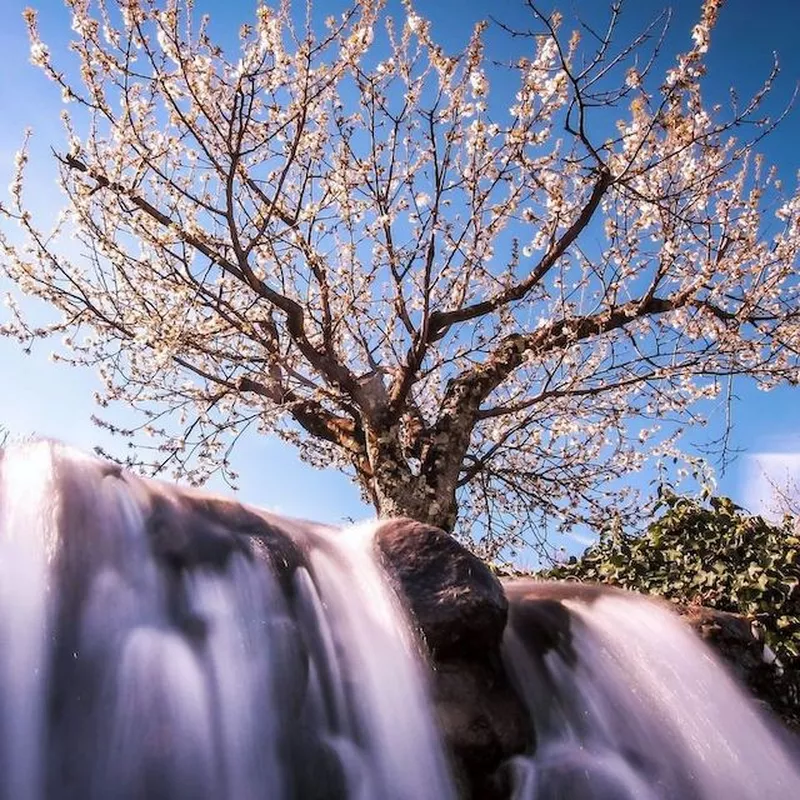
[361,419,463,532]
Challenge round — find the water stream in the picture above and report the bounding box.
[503,582,800,799]
[0,442,454,800]
[0,441,798,799]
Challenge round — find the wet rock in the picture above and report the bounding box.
[145,488,308,586]
[374,518,508,658]
[434,654,532,799]
[374,519,532,799]
[679,605,768,676]
[146,492,251,571]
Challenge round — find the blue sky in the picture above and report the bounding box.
[1,0,799,535]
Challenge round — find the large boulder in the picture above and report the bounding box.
[374,519,532,799]
[374,519,508,658]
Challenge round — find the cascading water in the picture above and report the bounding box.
[0,441,798,800]
[0,441,455,800]
[503,582,800,799]
[0,442,55,800]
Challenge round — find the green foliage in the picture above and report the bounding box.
[545,492,800,667]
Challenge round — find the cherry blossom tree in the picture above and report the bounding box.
[2,0,799,557]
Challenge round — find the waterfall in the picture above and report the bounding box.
[503,582,800,799]
[0,442,56,800]
[0,442,455,800]
[0,441,798,799]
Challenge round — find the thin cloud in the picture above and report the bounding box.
[741,452,800,520]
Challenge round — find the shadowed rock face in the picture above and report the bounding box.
[374,519,508,658]
[374,520,533,799]
[502,581,616,668]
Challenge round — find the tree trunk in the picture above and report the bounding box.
[371,467,459,533]
[359,422,461,532]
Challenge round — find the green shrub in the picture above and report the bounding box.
[545,491,800,667]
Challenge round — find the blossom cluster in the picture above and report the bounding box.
[1,0,797,555]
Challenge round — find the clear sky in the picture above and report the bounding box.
[1,0,799,537]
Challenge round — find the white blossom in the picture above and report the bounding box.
[415,192,431,209]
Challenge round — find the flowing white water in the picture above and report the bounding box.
[302,523,456,800]
[0,443,56,800]
[504,588,800,800]
[185,557,287,800]
[0,442,456,800]
[2,441,799,800]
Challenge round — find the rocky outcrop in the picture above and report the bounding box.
[49,459,533,800]
[8,442,797,800]
[374,519,532,799]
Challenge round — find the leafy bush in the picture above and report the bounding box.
[545,492,800,666]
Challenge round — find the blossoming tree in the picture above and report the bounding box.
[2,0,799,556]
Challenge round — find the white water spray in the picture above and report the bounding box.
[0,443,55,800]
